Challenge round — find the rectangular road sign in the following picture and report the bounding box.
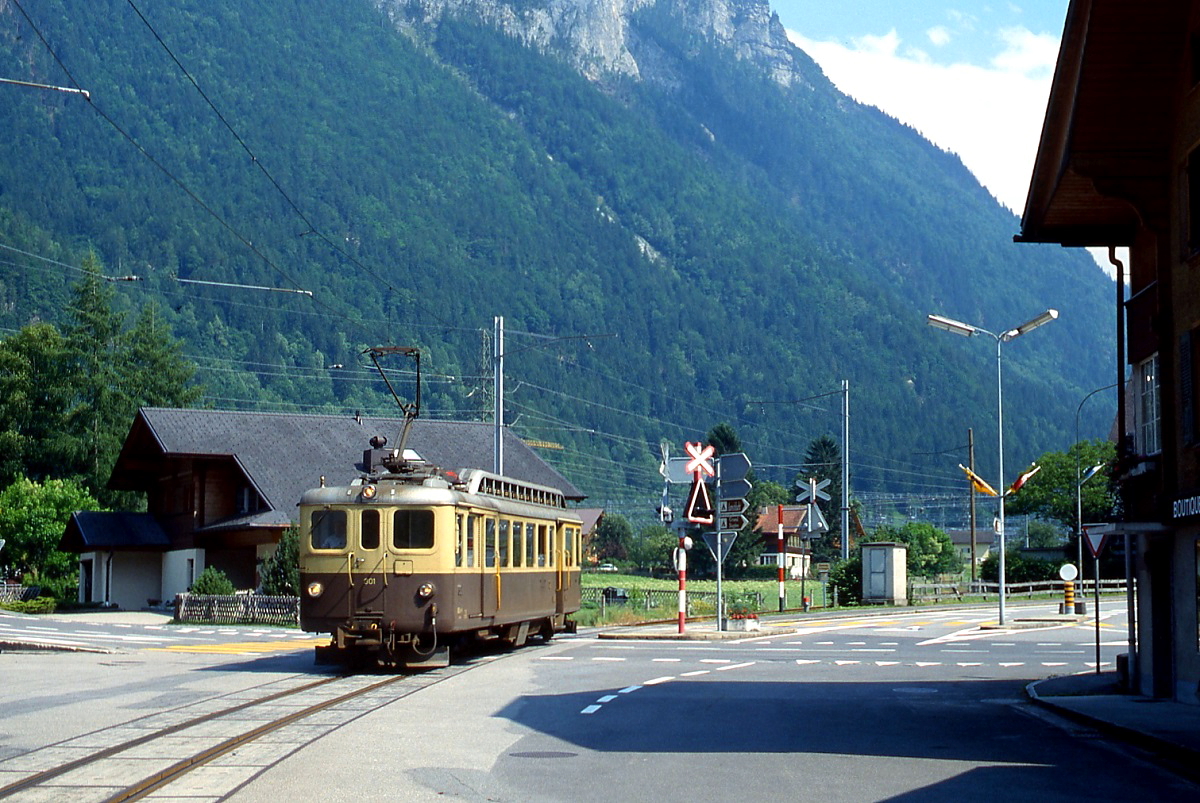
[720,478,752,501]
[719,513,748,531]
[719,452,752,482]
[718,498,748,514]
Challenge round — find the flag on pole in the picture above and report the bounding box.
[1005,464,1041,496]
[959,464,998,496]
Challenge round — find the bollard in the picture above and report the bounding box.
[1061,579,1075,615]
[803,595,811,612]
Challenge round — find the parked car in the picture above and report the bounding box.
[597,563,618,573]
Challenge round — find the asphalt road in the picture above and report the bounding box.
[3,603,1194,801]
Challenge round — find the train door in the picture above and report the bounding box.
[457,511,485,619]
[354,508,387,612]
[481,516,498,618]
[554,522,570,614]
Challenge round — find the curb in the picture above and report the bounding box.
[0,639,115,654]
[597,626,798,641]
[1025,677,1200,783]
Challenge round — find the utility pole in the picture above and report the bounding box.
[968,427,977,587]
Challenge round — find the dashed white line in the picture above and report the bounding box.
[715,661,756,671]
[581,705,602,714]
[644,676,675,686]
[681,670,709,677]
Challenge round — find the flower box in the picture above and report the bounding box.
[724,617,760,632]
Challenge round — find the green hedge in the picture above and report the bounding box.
[0,597,58,614]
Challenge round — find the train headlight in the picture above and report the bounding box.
[361,484,377,500]
[306,581,324,598]
[417,582,436,599]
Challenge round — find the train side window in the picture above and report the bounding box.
[467,514,478,567]
[564,526,575,568]
[485,519,496,568]
[455,514,463,567]
[361,509,380,550]
[393,509,434,550]
[525,522,536,567]
[499,519,511,567]
[537,524,548,566]
[512,520,524,567]
[310,509,347,550]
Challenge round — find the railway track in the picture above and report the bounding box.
[0,660,481,801]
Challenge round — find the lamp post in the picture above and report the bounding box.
[927,309,1059,625]
[1074,383,1117,583]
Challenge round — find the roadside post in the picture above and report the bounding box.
[1058,563,1078,615]
[1083,526,1109,673]
[682,441,715,634]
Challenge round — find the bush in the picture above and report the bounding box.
[980,551,1060,584]
[191,566,235,595]
[0,596,57,614]
[260,527,300,596]
[828,552,863,605]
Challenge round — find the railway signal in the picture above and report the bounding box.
[685,441,716,476]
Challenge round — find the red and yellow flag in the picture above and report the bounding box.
[959,463,998,496]
[1005,464,1041,496]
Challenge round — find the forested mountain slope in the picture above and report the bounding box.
[0,0,1114,518]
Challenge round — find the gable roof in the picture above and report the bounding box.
[62,511,172,551]
[109,408,585,523]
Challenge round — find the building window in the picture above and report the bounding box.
[1137,354,1161,456]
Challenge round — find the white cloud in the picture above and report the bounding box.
[992,27,1059,76]
[927,25,952,47]
[787,27,1054,214]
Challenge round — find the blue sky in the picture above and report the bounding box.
[765,2,1071,215]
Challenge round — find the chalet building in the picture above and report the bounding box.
[751,505,817,574]
[60,408,583,611]
[1017,0,1200,700]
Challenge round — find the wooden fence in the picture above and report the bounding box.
[174,593,299,626]
[909,578,1129,603]
[581,586,764,614]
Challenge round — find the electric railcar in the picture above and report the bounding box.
[299,445,582,668]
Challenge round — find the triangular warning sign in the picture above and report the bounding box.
[1083,527,1108,559]
[685,474,714,524]
[804,503,830,534]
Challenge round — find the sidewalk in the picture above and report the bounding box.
[1027,672,1200,781]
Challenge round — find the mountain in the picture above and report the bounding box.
[0,0,1115,523]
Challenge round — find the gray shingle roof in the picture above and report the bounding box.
[63,511,171,551]
[113,408,584,522]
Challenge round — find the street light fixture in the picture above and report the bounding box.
[927,309,1059,625]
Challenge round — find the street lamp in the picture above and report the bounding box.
[927,309,1059,625]
[1074,382,1117,586]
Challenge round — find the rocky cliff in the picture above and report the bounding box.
[378,0,812,88]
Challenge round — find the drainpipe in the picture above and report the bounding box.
[105,549,114,607]
[1110,245,1136,692]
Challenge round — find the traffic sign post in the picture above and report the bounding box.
[714,452,751,629]
[1082,526,1108,673]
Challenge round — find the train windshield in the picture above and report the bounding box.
[392,509,434,550]
[310,509,347,550]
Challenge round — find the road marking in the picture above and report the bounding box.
[1042,662,1068,667]
[644,676,675,685]
[619,686,641,694]
[795,659,821,665]
[700,659,731,664]
[914,662,941,667]
[539,656,574,661]
[956,662,982,667]
[999,662,1025,667]
[852,648,896,653]
[681,670,709,677]
[652,658,681,662]
[875,661,900,666]
[716,661,756,671]
[150,639,325,654]
[835,660,860,666]
[597,695,618,703]
[581,705,601,714]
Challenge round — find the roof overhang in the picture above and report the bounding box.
[1018,0,1188,246]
